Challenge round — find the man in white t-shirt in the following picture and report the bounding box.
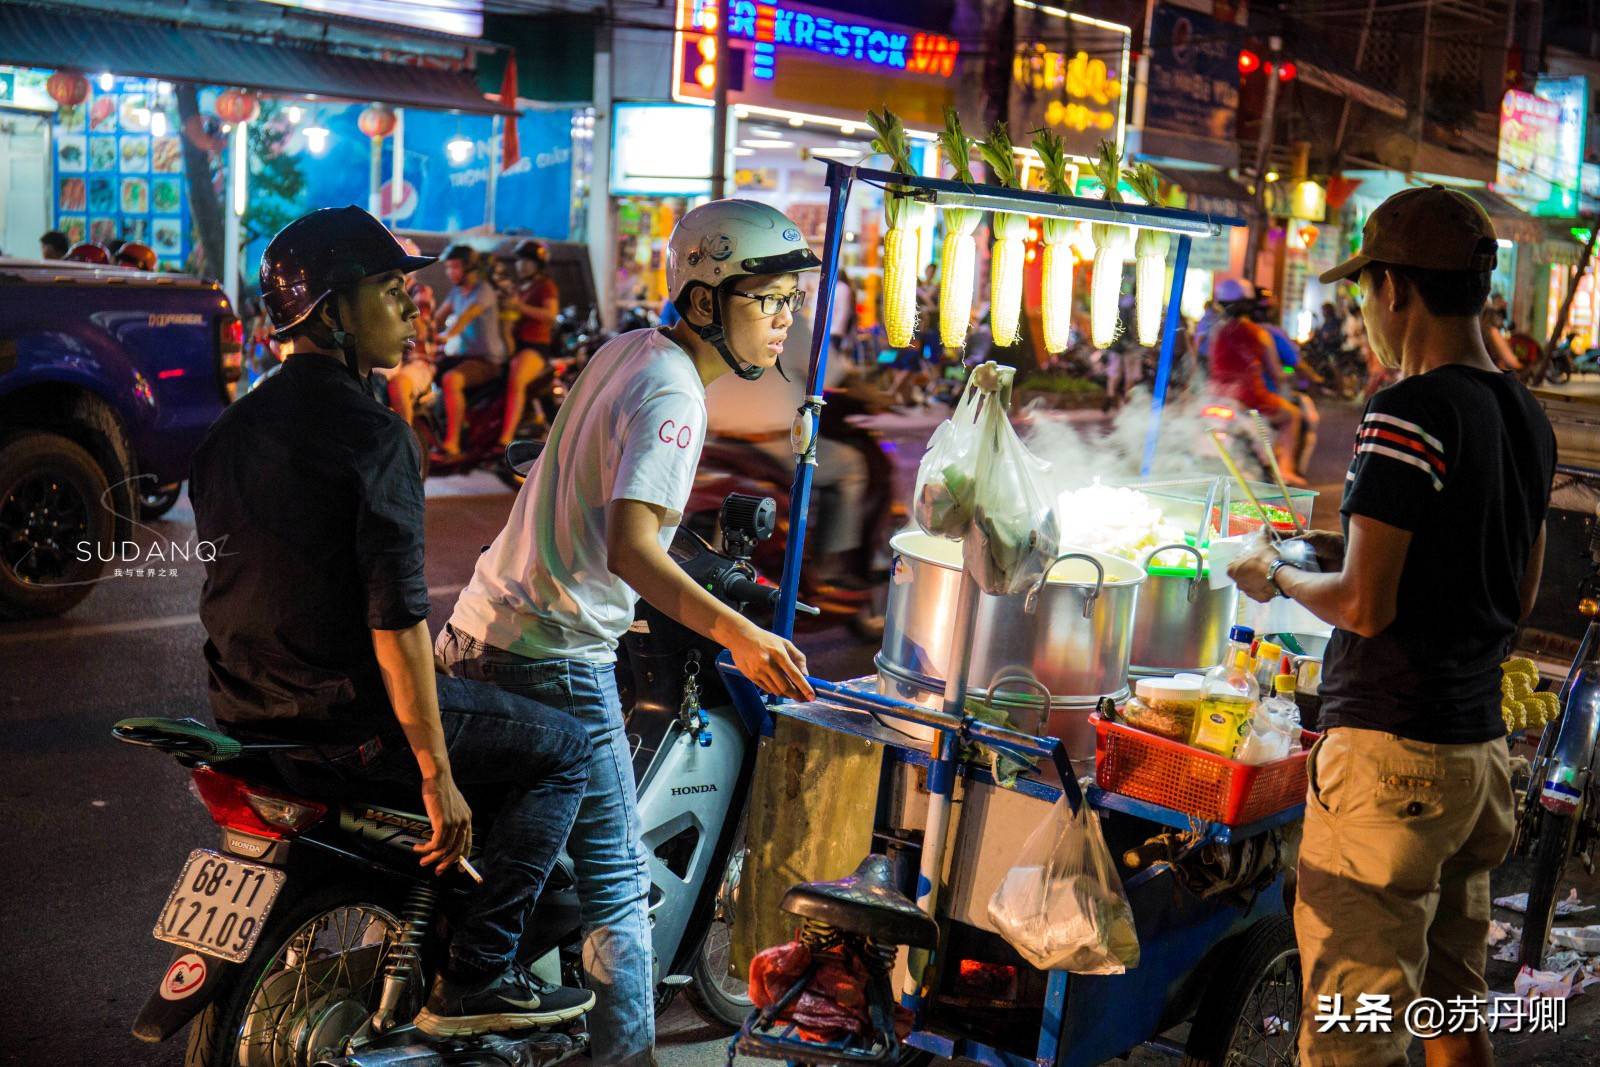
[436,199,818,1064]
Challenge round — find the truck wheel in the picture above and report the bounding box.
[1182,913,1301,1067]
[0,432,114,619]
[139,481,182,520]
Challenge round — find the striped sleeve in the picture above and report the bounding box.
[1342,392,1449,531]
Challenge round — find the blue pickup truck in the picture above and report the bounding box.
[0,258,241,618]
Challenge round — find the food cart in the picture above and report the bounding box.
[715,159,1316,1067]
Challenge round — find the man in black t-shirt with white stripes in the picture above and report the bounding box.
[1229,186,1555,1067]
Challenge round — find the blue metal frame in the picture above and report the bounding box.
[733,159,1260,1067]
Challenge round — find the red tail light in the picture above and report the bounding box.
[191,767,327,839]
[217,314,244,390]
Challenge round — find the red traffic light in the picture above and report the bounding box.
[1277,60,1297,82]
[1238,49,1260,75]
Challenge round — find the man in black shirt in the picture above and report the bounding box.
[190,206,595,1038]
[1229,186,1554,1067]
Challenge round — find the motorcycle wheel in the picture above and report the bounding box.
[184,884,409,1067]
[1520,808,1579,970]
[683,823,753,1031]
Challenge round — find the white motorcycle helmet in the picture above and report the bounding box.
[666,199,821,380]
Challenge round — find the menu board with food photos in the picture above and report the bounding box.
[52,76,191,268]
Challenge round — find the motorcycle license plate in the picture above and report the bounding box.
[152,849,286,963]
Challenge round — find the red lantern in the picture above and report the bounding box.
[358,105,397,140]
[46,70,90,108]
[215,89,260,125]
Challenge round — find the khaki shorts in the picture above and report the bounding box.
[1295,727,1513,1066]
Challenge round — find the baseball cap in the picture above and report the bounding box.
[1320,185,1498,284]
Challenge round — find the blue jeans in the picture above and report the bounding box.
[437,625,655,1065]
[311,675,591,981]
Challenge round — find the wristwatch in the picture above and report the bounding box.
[1266,558,1298,599]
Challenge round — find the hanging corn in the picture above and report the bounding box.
[1088,139,1129,350]
[867,107,923,348]
[978,121,1028,348]
[935,107,981,348]
[1032,131,1076,354]
[1124,162,1171,347]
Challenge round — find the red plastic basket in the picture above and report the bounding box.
[1090,713,1318,826]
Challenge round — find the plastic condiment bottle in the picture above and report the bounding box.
[1254,642,1283,690]
[1272,674,1301,732]
[1191,650,1260,758]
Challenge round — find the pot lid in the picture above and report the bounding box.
[1134,677,1204,702]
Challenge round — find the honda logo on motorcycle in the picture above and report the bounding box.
[671,784,718,796]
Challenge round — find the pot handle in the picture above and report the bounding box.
[1025,551,1106,619]
[983,667,1053,737]
[1143,542,1206,603]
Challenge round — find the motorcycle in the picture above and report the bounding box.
[1516,476,1600,969]
[116,475,805,1066]
[1545,335,1599,386]
[1299,334,1365,401]
[413,308,598,486]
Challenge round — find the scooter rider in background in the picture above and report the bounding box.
[1207,278,1306,485]
[190,206,595,1040]
[503,239,560,442]
[436,199,819,1065]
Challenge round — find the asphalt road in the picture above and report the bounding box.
[5,396,1599,1066]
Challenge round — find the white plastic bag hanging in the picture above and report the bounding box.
[963,387,1060,596]
[988,796,1139,974]
[913,378,984,539]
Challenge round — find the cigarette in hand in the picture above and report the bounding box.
[457,856,483,884]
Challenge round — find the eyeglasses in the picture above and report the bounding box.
[729,290,806,317]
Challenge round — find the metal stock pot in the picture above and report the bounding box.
[1127,542,1240,675]
[876,531,1145,715]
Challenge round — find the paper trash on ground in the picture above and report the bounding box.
[1550,924,1600,954]
[1515,963,1582,1000]
[1494,889,1596,917]
[1488,920,1519,946]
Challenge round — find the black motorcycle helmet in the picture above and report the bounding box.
[512,239,548,268]
[260,206,433,376]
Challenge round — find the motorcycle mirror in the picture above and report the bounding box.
[505,439,545,476]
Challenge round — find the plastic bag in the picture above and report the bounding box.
[987,796,1139,974]
[963,389,1060,596]
[913,380,984,539]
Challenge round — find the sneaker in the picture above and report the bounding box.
[413,963,595,1038]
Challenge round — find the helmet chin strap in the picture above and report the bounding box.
[691,284,767,381]
[327,299,363,380]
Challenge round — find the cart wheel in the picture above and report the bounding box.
[1182,913,1300,1067]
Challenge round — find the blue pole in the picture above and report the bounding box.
[775,162,853,638]
[1140,234,1192,477]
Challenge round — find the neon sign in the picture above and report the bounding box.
[680,0,959,83]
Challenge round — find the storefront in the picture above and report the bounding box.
[0,3,587,312]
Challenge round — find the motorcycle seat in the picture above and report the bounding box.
[780,854,937,948]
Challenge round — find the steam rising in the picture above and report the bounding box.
[1020,386,1232,496]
